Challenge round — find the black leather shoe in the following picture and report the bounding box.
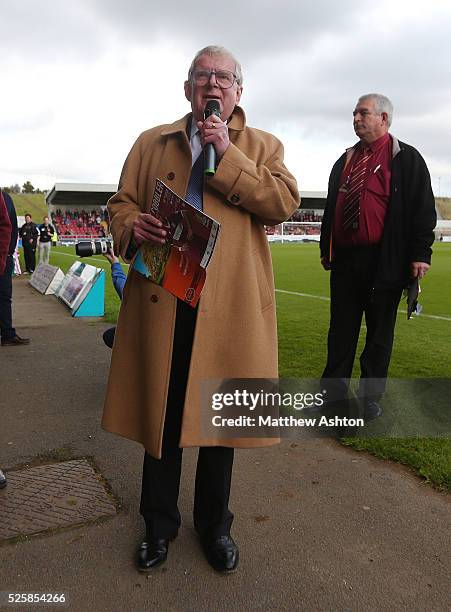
[1,335,30,346]
[136,538,169,572]
[202,535,239,573]
[0,470,6,489]
[364,401,383,421]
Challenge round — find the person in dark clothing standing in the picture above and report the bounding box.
[0,191,30,346]
[320,93,436,421]
[19,213,38,273]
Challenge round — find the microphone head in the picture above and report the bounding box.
[204,99,221,119]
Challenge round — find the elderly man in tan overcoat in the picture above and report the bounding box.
[102,45,299,573]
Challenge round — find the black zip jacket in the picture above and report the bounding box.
[19,221,39,249]
[320,137,436,290]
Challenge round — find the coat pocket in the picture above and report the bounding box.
[253,250,273,312]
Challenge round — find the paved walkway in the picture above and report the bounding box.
[0,277,449,612]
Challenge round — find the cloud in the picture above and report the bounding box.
[0,0,450,194]
[86,0,362,57]
[1,1,107,61]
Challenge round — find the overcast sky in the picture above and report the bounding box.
[2,0,450,196]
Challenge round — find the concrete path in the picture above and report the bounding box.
[0,277,449,612]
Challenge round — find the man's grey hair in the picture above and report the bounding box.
[187,45,243,86]
[359,93,393,127]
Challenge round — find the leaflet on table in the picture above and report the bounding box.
[132,179,220,307]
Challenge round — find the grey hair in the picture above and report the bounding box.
[187,45,243,86]
[359,93,393,127]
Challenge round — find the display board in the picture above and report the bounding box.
[30,264,65,295]
[56,261,105,316]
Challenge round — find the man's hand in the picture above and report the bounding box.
[133,213,167,246]
[197,114,229,161]
[410,261,430,279]
[321,256,331,270]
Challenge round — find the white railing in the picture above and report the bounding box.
[266,221,322,243]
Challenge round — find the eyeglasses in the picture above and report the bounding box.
[191,69,237,89]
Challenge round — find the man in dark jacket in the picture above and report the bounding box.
[320,93,436,421]
[19,213,38,273]
[0,191,30,346]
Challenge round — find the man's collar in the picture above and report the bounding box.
[365,132,390,153]
[160,105,246,136]
[161,114,191,136]
[346,132,390,154]
[227,106,246,131]
[345,133,401,161]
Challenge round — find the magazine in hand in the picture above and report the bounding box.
[132,179,220,307]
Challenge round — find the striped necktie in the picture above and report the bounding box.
[185,152,204,211]
[342,147,372,230]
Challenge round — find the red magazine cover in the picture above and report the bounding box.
[132,179,220,307]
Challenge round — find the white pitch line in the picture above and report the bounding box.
[275,288,451,322]
[275,288,330,302]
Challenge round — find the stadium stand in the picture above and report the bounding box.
[267,190,326,239]
[51,208,109,239]
[46,183,116,243]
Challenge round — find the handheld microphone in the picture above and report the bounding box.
[203,99,221,177]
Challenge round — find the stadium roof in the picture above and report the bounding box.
[300,191,327,209]
[45,183,328,210]
[46,183,117,208]
[301,191,327,199]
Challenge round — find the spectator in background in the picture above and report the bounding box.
[102,247,126,348]
[0,190,29,346]
[38,216,55,265]
[19,213,38,273]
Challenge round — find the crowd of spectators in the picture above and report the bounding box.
[266,224,321,236]
[50,208,109,238]
[289,209,323,222]
[266,209,323,236]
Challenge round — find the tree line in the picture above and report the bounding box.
[1,181,47,194]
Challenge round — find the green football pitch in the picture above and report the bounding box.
[24,243,451,489]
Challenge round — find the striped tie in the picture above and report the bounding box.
[342,147,372,230]
[185,152,204,211]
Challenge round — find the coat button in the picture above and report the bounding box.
[150,294,159,303]
[167,172,175,181]
[230,193,240,203]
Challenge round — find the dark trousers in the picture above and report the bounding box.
[140,300,234,541]
[322,246,402,402]
[23,246,36,272]
[0,256,16,340]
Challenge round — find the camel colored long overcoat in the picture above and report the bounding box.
[102,107,299,458]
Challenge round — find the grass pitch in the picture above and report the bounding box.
[23,242,451,489]
[271,242,450,489]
